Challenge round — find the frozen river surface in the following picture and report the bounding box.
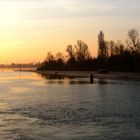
[0,70,140,140]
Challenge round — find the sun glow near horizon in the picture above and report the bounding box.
[0,0,140,64]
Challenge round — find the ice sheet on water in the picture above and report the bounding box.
[0,71,140,140]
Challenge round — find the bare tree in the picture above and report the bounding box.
[126,29,140,72]
[107,40,124,56]
[107,41,116,57]
[55,52,64,60]
[116,40,125,55]
[45,52,54,62]
[66,45,75,59]
[75,40,90,61]
[127,29,140,51]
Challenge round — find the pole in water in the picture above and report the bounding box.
[89,74,94,84]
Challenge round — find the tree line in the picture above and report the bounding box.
[37,29,140,72]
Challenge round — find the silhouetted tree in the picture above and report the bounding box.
[107,40,124,57]
[45,52,54,62]
[37,29,140,72]
[126,29,140,72]
[66,45,75,59]
[107,41,116,57]
[55,52,65,70]
[66,45,77,70]
[55,52,64,61]
[116,40,125,55]
[75,40,90,61]
[98,31,108,59]
[127,29,140,51]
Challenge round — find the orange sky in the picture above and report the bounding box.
[0,0,140,64]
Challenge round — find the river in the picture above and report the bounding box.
[0,69,140,140]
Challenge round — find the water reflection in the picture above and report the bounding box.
[39,72,85,79]
[94,79,115,85]
[39,72,140,85]
[0,70,138,86]
[39,73,90,84]
[38,72,118,85]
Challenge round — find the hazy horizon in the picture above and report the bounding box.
[0,0,140,64]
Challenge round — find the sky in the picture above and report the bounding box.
[0,0,140,64]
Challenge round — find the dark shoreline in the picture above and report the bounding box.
[13,68,140,81]
[36,70,140,81]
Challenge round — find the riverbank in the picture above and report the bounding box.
[14,68,140,81]
[36,71,140,81]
